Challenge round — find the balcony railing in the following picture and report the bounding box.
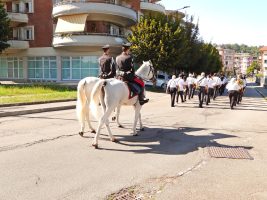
[53,0,133,9]
[54,31,126,39]
[140,1,165,14]
[53,32,126,48]
[53,1,137,27]
[7,12,28,24]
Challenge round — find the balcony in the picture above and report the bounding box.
[5,40,29,53]
[140,1,165,14]
[53,33,126,51]
[53,1,137,27]
[7,12,28,26]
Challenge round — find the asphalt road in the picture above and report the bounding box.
[0,85,267,200]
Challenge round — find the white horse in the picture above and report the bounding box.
[76,77,99,136]
[90,61,156,148]
[76,76,144,136]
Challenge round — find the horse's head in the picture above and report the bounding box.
[136,60,156,83]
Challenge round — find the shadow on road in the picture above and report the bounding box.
[96,126,253,155]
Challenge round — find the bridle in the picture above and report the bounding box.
[144,63,156,83]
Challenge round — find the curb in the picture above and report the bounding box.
[0,105,76,118]
[0,99,76,108]
[255,88,266,99]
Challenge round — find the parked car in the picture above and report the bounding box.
[145,72,170,89]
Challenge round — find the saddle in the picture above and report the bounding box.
[117,75,144,99]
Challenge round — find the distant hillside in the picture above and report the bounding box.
[215,44,262,56]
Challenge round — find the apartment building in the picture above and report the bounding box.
[217,47,235,72]
[234,53,253,74]
[0,0,165,82]
[259,46,267,87]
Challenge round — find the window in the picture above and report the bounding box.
[0,57,23,79]
[28,57,57,80]
[13,26,34,40]
[25,27,34,40]
[24,0,33,13]
[62,56,98,80]
[264,60,267,64]
[110,25,120,36]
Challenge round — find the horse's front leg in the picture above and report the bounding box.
[133,104,141,136]
[139,113,144,131]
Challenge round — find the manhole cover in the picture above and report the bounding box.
[207,146,253,160]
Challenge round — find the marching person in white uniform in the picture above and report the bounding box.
[196,72,208,108]
[166,75,178,107]
[175,74,185,103]
[226,78,241,109]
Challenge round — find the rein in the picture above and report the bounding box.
[137,64,155,82]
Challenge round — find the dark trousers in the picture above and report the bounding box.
[228,90,239,109]
[219,84,226,95]
[184,86,189,100]
[188,84,195,99]
[207,88,214,105]
[237,89,244,104]
[170,88,177,107]
[198,86,206,107]
[213,85,219,100]
[176,90,184,103]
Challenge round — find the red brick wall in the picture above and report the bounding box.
[130,0,140,12]
[28,0,53,47]
[6,2,12,12]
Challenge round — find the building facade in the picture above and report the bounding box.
[0,0,165,82]
[217,47,235,73]
[234,53,253,75]
[259,46,267,87]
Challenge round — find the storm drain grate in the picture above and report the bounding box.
[207,146,253,160]
[107,189,142,200]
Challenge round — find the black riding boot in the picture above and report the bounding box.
[139,87,149,105]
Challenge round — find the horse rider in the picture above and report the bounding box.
[116,42,149,105]
[226,78,241,109]
[98,44,116,79]
[196,72,208,108]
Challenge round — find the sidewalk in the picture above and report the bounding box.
[0,100,76,117]
[254,85,267,98]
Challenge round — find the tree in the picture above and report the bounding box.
[0,3,11,53]
[128,13,222,75]
[246,61,260,75]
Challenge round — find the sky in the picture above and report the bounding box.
[160,0,267,46]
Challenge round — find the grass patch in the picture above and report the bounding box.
[0,84,77,105]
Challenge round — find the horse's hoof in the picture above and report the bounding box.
[112,117,116,121]
[78,132,84,137]
[133,134,139,137]
[92,143,98,149]
[118,125,124,128]
[111,138,118,143]
[91,130,96,134]
[140,128,145,131]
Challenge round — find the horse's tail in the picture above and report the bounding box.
[90,79,107,120]
[76,78,88,124]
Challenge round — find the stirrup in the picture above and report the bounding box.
[139,98,149,105]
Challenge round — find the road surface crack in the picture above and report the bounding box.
[0,134,76,153]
